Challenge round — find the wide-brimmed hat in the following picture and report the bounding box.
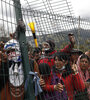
[70,49,83,55]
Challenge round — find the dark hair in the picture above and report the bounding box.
[53,52,71,78]
[39,63,51,75]
[80,54,90,62]
[33,47,41,56]
[54,52,69,61]
[46,40,55,50]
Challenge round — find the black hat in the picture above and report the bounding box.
[70,49,83,55]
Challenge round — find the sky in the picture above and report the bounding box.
[70,0,90,18]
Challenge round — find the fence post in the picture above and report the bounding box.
[13,0,35,100]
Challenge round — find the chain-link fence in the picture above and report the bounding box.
[0,0,90,100]
[0,0,90,51]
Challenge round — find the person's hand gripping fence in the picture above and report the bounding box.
[54,83,64,93]
[16,19,26,32]
[13,19,26,39]
[25,71,42,96]
[39,75,46,88]
[71,61,78,75]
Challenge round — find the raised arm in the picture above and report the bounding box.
[60,33,75,53]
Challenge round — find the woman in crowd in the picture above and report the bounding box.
[38,52,68,100]
[77,54,90,99]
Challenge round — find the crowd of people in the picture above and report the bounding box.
[0,22,90,100]
[34,35,90,100]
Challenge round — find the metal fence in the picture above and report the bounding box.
[0,0,90,51]
[0,0,90,100]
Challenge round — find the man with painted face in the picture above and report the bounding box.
[0,39,24,100]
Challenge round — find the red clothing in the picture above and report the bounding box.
[0,82,24,100]
[38,57,55,69]
[38,44,73,68]
[49,50,57,56]
[48,44,73,56]
[60,44,73,53]
[43,72,85,100]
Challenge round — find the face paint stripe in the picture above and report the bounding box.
[5,43,16,49]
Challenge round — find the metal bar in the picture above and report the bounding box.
[13,0,35,100]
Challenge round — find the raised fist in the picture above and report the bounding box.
[68,33,75,46]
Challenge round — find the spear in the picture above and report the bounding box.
[28,22,38,47]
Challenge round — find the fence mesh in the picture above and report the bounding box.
[0,0,90,100]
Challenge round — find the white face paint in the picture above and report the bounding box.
[5,39,24,90]
[8,50,21,62]
[4,39,21,62]
[9,63,24,87]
